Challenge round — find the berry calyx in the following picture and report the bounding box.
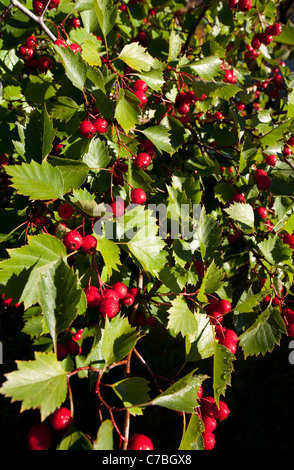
[27,423,53,450]
[50,407,73,433]
[131,188,147,205]
[79,120,96,138]
[63,230,83,251]
[81,235,97,254]
[127,433,154,450]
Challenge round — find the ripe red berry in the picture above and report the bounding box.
[69,43,82,53]
[0,154,9,166]
[238,0,252,11]
[63,230,84,251]
[25,35,37,48]
[216,299,231,315]
[110,199,125,218]
[56,342,68,360]
[203,415,217,432]
[228,0,239,8]
[27,423,53,450]
[209,311,223,324]
[283,145,292,156]
[231,190,245,203]
[177,102,190,115]
[134,89,148,107]
[265,154,277,167]
[99,297,120,318]
[127,433,154,450]
[134,152,151,170]
[256,207,268,219]
[37,56,53,73]
[79,120,96,138]
[287,136,294,146]
[283,233,294,249]
[104,289,120,302]
[271,23,282,36]
[69,17,81,28]
[112,282,128,299]
[202,431,216,450]
[33,0,45,14]
[58,203,74,220]
[93,117,108,134]
[260,33,273,45]
[66,338,81,355]
[214,400,230,421]
[254,169,271,190]
[133,79,148,92]
[131,188,147,204]
[50,407,73,433]
[54,38,67,48]
[223,69,237,84]
[121,292,135,306]
[251,36,261,49]
[84,285,101,308]
[81,235,97,254]
[19,45,35,60]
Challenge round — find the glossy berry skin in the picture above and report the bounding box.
[82,235,97,254]
[37,56,53,73]
[265,154,277,167]
[79,120,96,138]
[254,169,271,190]
[216,299,231,315]
[69,17,81,28]
[134,152,151,170]
[271,23,282,36]
[110,199,125,218]
[93,117,108,134]
[121,293,135,306]
[134,90,147,107]
[56,342,68,360]
[84,285,101,308]
[50,407,73,433]
[55,38,67,48]
[177,102,190,115]
[66,339,81,356]
[214,401,230,421]
[112,282,128,299]
[256,206,268,219]
[203,415,217,433]
[283,233,294,249]
[133,79,148,93]
[99,297,120,318]
[25,35,37,48]
[58,203,74,220]
[131,188,147,205]
[127,433,154,450]
[202,431,216,450]
[63,230,83,251]
[27,423,53,450]
[69,43,82,53]
[238,0,252,11]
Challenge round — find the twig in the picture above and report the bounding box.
[9,0,57,42]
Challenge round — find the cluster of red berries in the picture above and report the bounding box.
[132,79,148,107]
[283,136,294,157]
[79,116,108,139]
[223,68,237,84]
[85,282,137,319]
[1,294,21,309]
[33,0,59,15]
[281,307,294,338]
[175,90,197,115]
[197,388,230,450]
[27,406,73,450]
[204,297,239,354]
[55,38,82,53]
[134,310,158,327]
[228,0,252,11]
[18,35,53,74]
[57,330,84,360]
[63,229,97,255]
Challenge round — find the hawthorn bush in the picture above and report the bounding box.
[1,0,294,451]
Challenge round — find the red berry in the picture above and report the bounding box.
[202,431,216,450]
[256,206,268,219]
[223,69,237,84]
[238,0,252,11]
[133,79,148,92]
[216,299,231,315]
[69,43,82,53]
[79,120,96,138]
[69,17,81,28]
[128,287,138,297]
[287,136,294,147]
[214,400,230,420]
[251,36,261,49]
[104,289,120,302]
[19,45,34,60]
[254,169,271,190]
[134,152,151,170]
[134,90,148,107]
[203,415,217,432]
[127,433,154,450]
[136,31,148,47]
[99,297,120,318]
[283,233,294,249]
[56,342,68,360]
[27,423,53,450]
[265,154,277,167]
[66,338,81,355]
[271,23,282,36]
[131,188,147,204]
[283,145,292,156]
[55,38,67,48]
[0,155,9,166]
[112,282,128,299]
[197,385,203,400]
[231,190,245,203]
[121,293,135,306]
[110,199,125,218]
[200,396,217,417]
[25,35,37,48]
[33,0,45,15]
[177,102,190,115]
[63,230,83,251]
[209,311,223,324]
[93,117,108,134]
[260,33,273,45]
[287,324,294,338]
[228,0,239,8]
[38,56,53,73]
[81,235,97,254]
[84,286,101,308]
[50,407,73,433]
[58,203,74,220]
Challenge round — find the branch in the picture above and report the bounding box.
[9,0,57,42]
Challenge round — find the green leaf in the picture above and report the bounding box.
[224,202,255,232]
[274,21,294,46]
[94,420,114,450]
[197,208,222,260]
[114,88,140,134]
[167,296,198,337]
[168,29,184,62]
[185,312,215,362]
[134,69,165,92]
[102,315,140,365]
[213,341,235,406]
[178,414,205,451]
[118,42,156,72]
[111,377,151,415]
[81,39,102,66]
[192,79,241,100]
[140,125,173,154]
[38,258,85,350]
[57,431,93,450]
[83,136,111,172]
[0,234,67,309]
[93,0,117,40]
[198,260,225,301]
[48,157,89,194]
[96,236,121,278]
[54,45,88,91]
[257,234,293,266]
[50,96,80,123]
[150,371,206,413]
[239,307,287,358]
[187,55,222,80]
[0,352,70,421]
[5,160,64,200]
